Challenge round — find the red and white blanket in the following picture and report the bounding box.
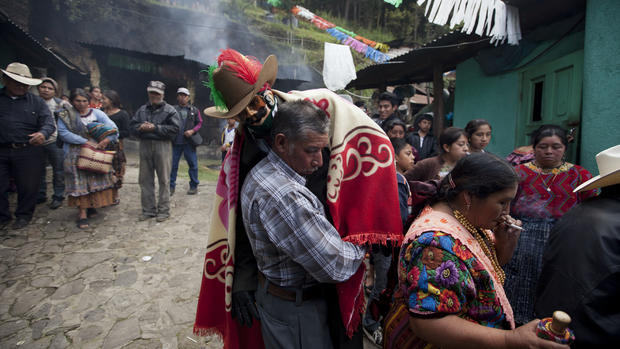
[194,88,403,348]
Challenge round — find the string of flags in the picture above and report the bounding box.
[291,6,391,63]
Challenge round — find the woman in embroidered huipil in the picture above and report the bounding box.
[57,88,119,229]
[383,153,568,349]
[504,125,597,325]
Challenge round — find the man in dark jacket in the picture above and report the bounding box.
[130,81,181,222]
[0,63,56,230]
[169,87,203,195]
[407,113,439,160]
[36,77,69,209]
[535,145,620,348]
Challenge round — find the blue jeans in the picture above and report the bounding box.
[39,142,65,201]
[170,143,199,190]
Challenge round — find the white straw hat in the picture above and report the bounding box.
[1,62,42,86]
[574,144,620,192]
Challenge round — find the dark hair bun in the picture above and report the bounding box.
[435,152,518,202]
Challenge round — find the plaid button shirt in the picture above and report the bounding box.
[241,151,365,288]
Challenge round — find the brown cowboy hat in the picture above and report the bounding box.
[204,55,277,119]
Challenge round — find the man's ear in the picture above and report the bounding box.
[273,133,288,155]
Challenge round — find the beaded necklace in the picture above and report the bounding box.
[533,161,566,193]
[453,209,505,285]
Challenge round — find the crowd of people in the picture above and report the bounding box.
[361,92,609,348]
[191,49,618,349]
[1,62,203,230]
[2,51,618,349]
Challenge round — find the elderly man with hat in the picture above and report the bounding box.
[130,81,181,222]
[0,62,56,230]
[36,77,70,209]
[169,87,203,196]
[535,144,620,347]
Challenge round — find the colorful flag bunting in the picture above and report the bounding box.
[291,5,391,63]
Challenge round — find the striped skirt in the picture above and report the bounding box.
[64,144,117,208]
[503,217,557,325]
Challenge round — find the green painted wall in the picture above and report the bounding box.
[454,30,585,158]
[453,59,519,157]
[581,0,620,174]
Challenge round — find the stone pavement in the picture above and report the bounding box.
[1,151,377,349]
[0,153,222,348]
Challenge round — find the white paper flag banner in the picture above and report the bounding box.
[417,0,522,45]
[323,43,357,91]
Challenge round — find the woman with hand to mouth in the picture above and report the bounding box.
[503,124,597,326]
[383,153,568,349]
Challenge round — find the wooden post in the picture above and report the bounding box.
[433,64,445,138]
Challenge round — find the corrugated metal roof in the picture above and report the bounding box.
[347,0,586,89]
[347,32,490,89]
[0,9,87,74]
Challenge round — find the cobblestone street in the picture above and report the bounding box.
[0,152,222,348]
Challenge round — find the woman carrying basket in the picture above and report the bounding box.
[57,88,118,229]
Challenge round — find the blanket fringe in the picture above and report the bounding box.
[346,285,367,338]
[192,325,223,340]
[343,232,403,247]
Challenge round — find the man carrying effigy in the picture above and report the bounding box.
[193,49,403,349]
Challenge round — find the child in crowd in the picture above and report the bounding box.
[220,118,237,161]
[393,137,415,227]
[363,137,415,346]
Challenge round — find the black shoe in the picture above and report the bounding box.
[155,215,169,222]
[170,187,175,196]
[49,199,63,210]
[138,214,155,221]
[0,219,11,230]
[187,187,197,195]
[76,218,89,229]
[12,218,30,230]
[37,197,47,204]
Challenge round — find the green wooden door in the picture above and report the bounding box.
[517,50,584,162]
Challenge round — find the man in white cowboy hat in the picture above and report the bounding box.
[0,62,56,230]
[130,80,181,222]
[535,144,620,347]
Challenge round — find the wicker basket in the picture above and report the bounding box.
[77,143,116,174]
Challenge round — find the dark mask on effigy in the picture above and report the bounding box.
[244,90,278,138]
